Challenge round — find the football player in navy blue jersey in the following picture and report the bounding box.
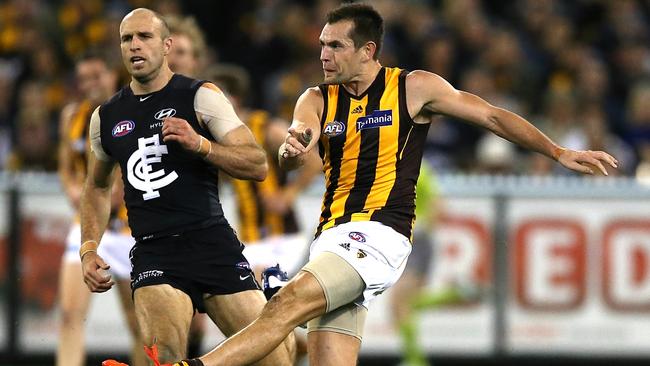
[80,8,295,365]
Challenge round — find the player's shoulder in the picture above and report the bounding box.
[101,87,128,109]
[91,105,101,117]
[306,85,323,94]
[404,69,455,99]
[290,87,324,117]
[198,81,224,94]
[405,69,445,86]
[300,86,324,103]
[164,74,203,92]
[293,87,324,113]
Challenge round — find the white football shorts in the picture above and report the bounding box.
[308,220,412,307]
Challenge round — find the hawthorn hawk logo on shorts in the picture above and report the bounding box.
[127,133,178,200]
[348,232,366,243]
[323,121,345,137]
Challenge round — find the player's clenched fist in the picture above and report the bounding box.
[280,127,312,159]
[81,252,114,293]
[161,117,209,156]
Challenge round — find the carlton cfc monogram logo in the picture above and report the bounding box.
[127,134,178,200]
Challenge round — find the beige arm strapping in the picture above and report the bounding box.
[194,86,245,141]
[89,107,112,161]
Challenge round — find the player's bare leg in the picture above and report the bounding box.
[260,264,309,365]
[200,271,326,366]
[187,313,207,358]
[56,261,92,366]
[134,284,194,363]
[115,279,147,366]
[203,289,297,366]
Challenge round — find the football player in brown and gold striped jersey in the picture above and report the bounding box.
[152,3,618,366]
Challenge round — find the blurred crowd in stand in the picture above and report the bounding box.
[2,0,650,178]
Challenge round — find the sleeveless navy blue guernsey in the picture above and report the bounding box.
[99,74,226,240]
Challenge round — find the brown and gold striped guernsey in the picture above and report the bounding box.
[232,110,299,243]
[68,100,129,232]
[316,67,430,240]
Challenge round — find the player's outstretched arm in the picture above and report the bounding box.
[279,87,323,171]
[407,70,618,175]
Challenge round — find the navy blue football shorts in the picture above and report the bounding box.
[129,223,260,313]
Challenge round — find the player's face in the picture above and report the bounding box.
[168,33,197,76]
[76,59,115,104]
[319,21,364,84]
[119,12,171,82]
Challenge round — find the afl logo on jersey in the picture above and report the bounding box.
[323,121,345,137]
[112,120,135,137]
[154,108,176,120]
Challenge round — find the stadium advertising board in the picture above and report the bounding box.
[11,186,650,357]
[507,199,650,355]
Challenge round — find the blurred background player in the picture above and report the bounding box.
[165,13,210,359]
[55,51,145,366]
[166,14,208,78]
[207,63,322,283]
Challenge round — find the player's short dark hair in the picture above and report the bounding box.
[326,2,384,60]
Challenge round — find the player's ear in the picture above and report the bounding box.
[163,36,172,56]
[363,41,377,62]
